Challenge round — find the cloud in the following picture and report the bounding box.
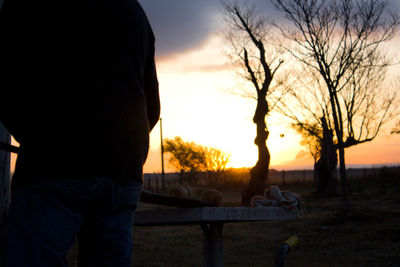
[138,0,278,57]
[138,0,222,56]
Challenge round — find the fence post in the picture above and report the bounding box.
[0,123,11,234]
[303,169,306,186]
[179,171,183,185]
[156,177,159,193]
[282,170,285,186]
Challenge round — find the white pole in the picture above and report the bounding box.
[160,118,165,190]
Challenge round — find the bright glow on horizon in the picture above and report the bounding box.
[145,35,307,171]
[145,35,315,172]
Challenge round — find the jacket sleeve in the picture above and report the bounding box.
[144,27,160,132]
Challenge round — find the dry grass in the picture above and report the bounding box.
[68,172,400,267]
[129,191,400,266]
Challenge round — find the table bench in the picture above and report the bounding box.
[134,206,300,267]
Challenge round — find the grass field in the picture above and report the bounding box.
[68,168,400,266]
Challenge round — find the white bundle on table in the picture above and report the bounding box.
[250,186,304,216]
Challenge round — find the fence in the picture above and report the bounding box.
[143,166,398,191]
[268,169,314,186]
[143,173,182,192]
[143,170,315,191]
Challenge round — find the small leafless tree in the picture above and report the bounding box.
[222,1,284,204]
[392,121,400,134]
[294,122,322,165]
[273,0,399,211]
[204,147,231,186]
[391,79,400,134]
[292,120,338,195]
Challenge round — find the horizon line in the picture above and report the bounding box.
[144,163,400,174]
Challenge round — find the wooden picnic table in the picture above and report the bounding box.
[134,206,300,267]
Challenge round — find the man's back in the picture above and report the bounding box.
[1,1,160,266]
[0,0,160,182]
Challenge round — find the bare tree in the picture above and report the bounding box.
[204,147,231,186]
[391,79,400,134]
[292,120,338,195]
[392,121,400,134]
[222,1,284,204]
[294,123,322,165]
[273,0,399,211]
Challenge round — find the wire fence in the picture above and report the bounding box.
[143,170,314,192]
[143,166,399,192]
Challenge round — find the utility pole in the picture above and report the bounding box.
[160,118,166,191]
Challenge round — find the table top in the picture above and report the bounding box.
[134,206,300,226]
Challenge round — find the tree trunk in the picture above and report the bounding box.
[315,117,338,196]
[315,156,337,196]
[0,123,11,233]
[338,145,350,213]
[242,96,270,205]
[330,93,351,213]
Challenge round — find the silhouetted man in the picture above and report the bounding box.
[0,0,160,266]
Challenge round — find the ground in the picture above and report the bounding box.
[68,173,400,266]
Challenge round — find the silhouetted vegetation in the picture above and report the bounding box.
[164,137,230,186]
[204,147,231,186]
[292,121,338,196]
[392,121,400,135]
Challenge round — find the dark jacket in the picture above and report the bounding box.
[0,0,160,182]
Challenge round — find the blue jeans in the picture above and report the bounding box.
[3,177,142,267]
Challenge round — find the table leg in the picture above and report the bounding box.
[200,222,224,267]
